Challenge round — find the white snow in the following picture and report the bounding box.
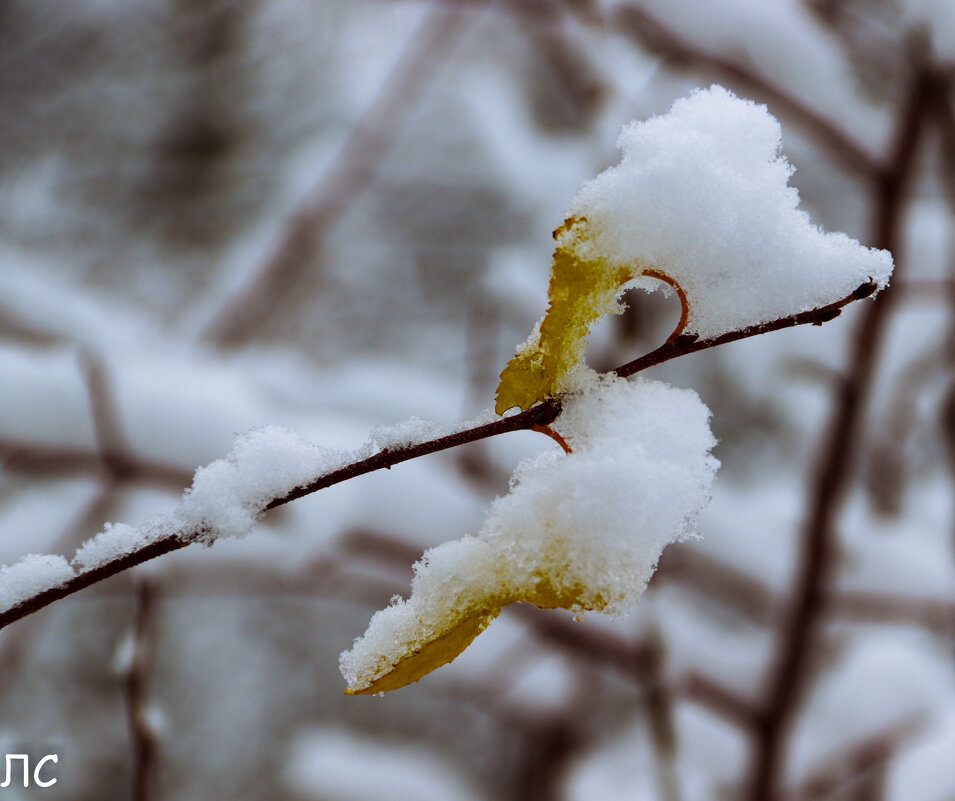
[563,85,893,339]
[2,405,483,613]
[72,519,177,572]
[70,425,350,568]
[340,372,718,693]
[176,425,347,543]
[0,554,74,613]
[622,0,890,155]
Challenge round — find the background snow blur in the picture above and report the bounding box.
[0,1,952,800]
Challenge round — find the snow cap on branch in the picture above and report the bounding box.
[0,554,74,613]
[569,84,893,339]
[496,85,893,413]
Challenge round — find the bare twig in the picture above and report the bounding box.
[830,591,955,636]
[122,581,160,801]
[0,352,139,697]
[0,440,190,490]
[77,348,134,481]
[610,4,883,177]
[656,544,780,627]
[614,281,879,379]
[779,715,924,801]
[0,283,877,633]
[201,2,472,346]
[643,625,682,801]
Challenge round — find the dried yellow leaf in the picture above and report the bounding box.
[345,609,499,695]
[344,575,600,695]
[495,217,640,414]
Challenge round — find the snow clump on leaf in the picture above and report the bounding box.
[495,84,894,413]
[339,373,718,694]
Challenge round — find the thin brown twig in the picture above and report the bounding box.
[830,591,955,635]
[614,280,879,378]
[531,424,573,454]
[643,624,682,801]
[642,269,689,343]
[77,348,133,481]
[0,283,877,634]
[778,715,925,801]
[123,580,160,801]
[0,352,137,697]
[0,485,123,699]
[0,441,190,490]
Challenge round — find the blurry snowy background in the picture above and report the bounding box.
[1,0,954,799]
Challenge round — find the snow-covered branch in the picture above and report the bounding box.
[0,282,876,635]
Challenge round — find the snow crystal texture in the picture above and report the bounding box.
[566,85,893,339]
[340,373,719,692]
[3,415,469,615]
[0,554,74,613]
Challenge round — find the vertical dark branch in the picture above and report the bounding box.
[506,0,606,130]
[77,348,131,479]
[0,349,132,700]
[513,715,583,801]
[123,581,160,801]
[745,66,934,801]
[643,625,681,801]
[202,1,472,346]
[932,84,955,552]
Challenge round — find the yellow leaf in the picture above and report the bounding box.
[345,608,500,695]
[495,217,640,414]
[495,217,690,414]
[345,574,602,695]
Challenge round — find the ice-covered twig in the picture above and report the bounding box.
[0,282,877,634]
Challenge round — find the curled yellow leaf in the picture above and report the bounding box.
[343,574,598,696]
[345,609,499,696]
[495,217,687,414]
